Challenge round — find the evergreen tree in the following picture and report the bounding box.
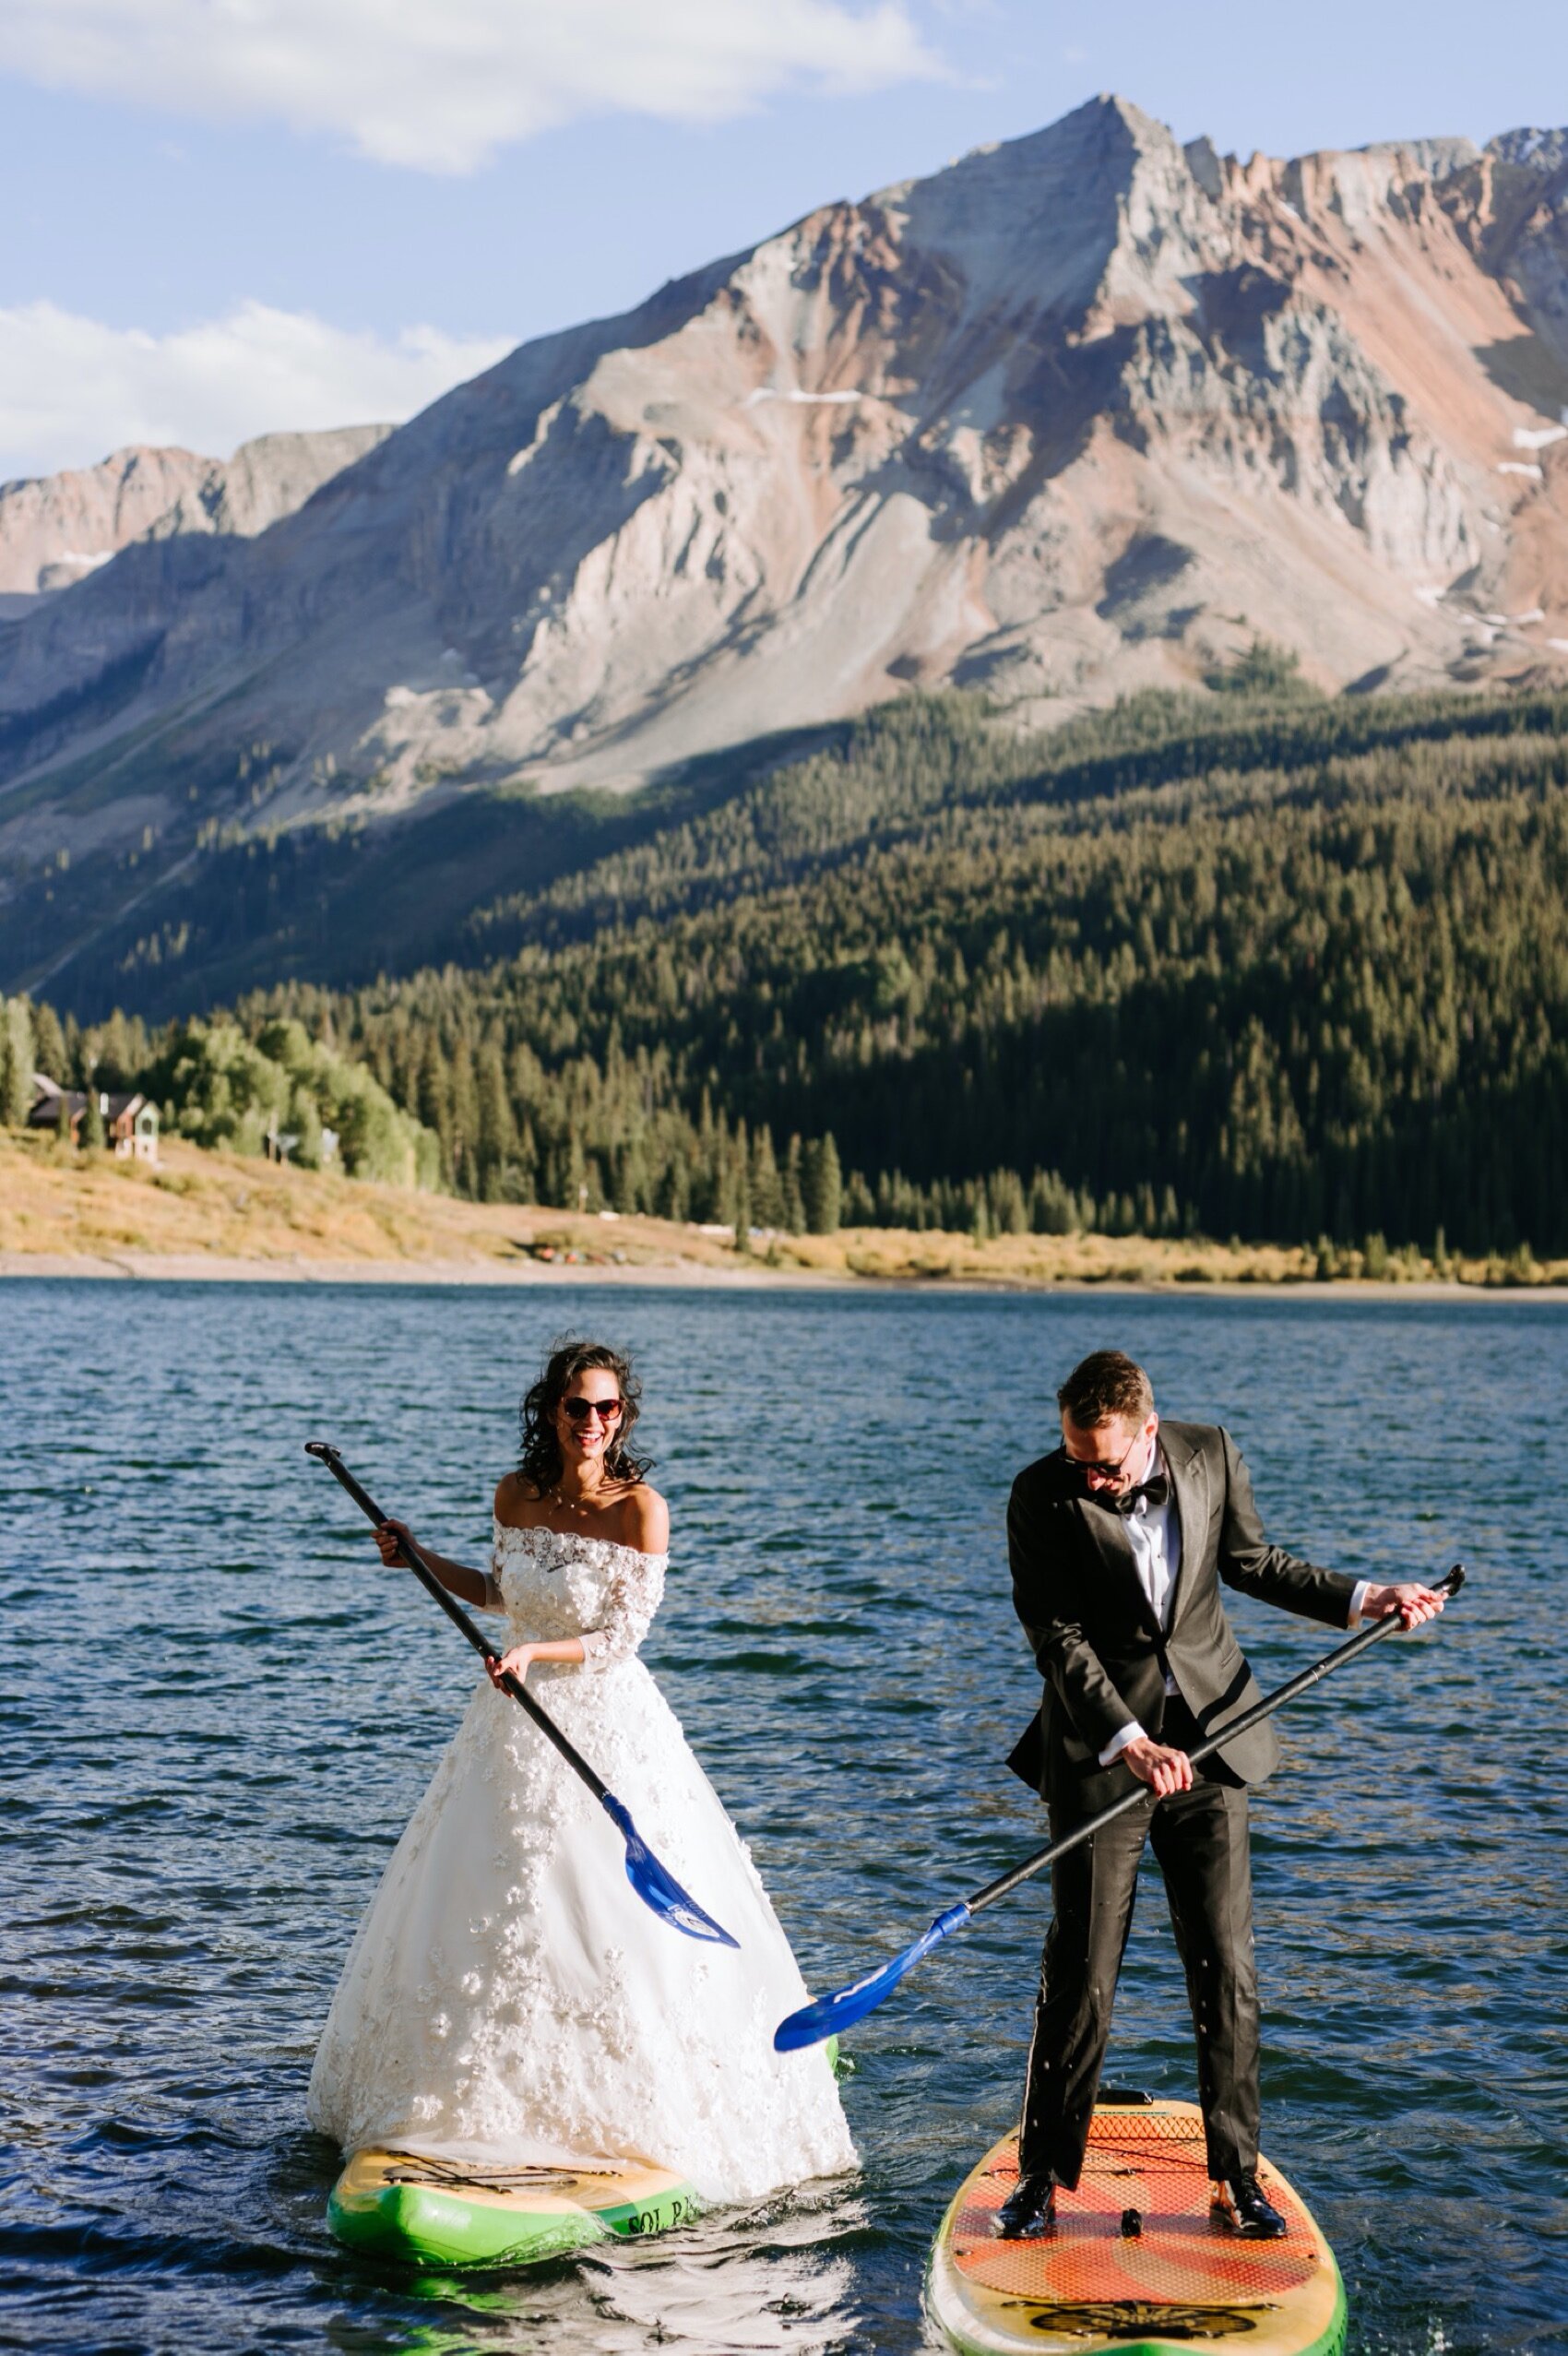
[417,1031,453,1182]
[31,1000,66,1082]
[289,1084,325,1168]
[844,1169,876,1224]
[0,998,33,1125]
[749,1123,785,1229]
[782,1135,806,1234]
[802,1133,842,1234]
[475,1035,515,1194]
[659,1156,690,1222]
[449,1038,480,1195]
[93,1008,142,1089]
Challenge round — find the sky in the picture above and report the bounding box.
[1,0,1562,481]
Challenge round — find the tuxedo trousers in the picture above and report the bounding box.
[1017,1705,1260,2188]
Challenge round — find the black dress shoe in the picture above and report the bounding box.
[1213,2172,1287,2238]
[994,2171,1058,2238]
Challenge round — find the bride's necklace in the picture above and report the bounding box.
[548,1481,604,1517]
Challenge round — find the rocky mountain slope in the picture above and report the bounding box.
[0,446,208,606]
[0,425,392,610]
[3,96,1566,1008]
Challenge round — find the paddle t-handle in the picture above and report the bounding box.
[775,1562,1467,2049]
[303,1439,739,1948]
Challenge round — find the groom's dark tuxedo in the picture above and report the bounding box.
[1005,1419,1356,2191]
[1007,1420,1356,1809]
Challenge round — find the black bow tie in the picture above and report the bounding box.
[1102,1473,1169,1517]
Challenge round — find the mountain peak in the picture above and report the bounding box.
[1487,125,1568,173]
[3,90,1568,986]
[873,89,1177,217]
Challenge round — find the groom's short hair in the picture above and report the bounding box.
[1058,1351,1154,1430]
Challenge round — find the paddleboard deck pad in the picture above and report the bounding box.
[927,2100,1345,2356]
[327,2147,699,2267]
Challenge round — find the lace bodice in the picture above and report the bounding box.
[492,1519,667,1662]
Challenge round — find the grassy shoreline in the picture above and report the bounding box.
[3,1133,1566,1292]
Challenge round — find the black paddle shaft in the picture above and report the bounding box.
[967,1562,1467,1918]
[304,1440,610,1803]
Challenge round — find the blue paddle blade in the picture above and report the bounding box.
[773,1902,971,2051]
[600,1794,740,1948]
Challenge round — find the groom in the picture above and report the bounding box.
[999,1349,1443,2240]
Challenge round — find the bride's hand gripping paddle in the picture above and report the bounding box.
[775,1563,1467,2050]
[305,1441,739,1949]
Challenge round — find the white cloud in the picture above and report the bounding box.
[0,299,515,480]
[0,0,944,174]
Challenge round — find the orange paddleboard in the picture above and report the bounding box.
[926,2099,1346,2356]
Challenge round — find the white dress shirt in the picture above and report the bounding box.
[1096,1440,1372,1766]
[1098,1445,1182,1766]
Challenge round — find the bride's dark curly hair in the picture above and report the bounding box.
[517,1335,652,1494]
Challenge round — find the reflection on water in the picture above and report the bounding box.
[2,1281,1565,2355]
[303,2182,869,2356]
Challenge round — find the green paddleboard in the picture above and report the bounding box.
[327,2147,700,2267]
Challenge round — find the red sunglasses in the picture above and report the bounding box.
[563,1396,624,1423]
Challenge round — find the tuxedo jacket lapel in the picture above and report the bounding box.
[1163,1429,1206,1633]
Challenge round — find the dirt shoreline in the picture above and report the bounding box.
[4,1249,1564,1303]
[3,1136,1564,1298]
[0,1247,843,1288]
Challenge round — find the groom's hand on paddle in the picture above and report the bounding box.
[1123,1737,1194,1797]
[374,1518,414,1567]
[1361,1581,1445,1628]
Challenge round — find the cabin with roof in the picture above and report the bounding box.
[29,1076,160,1163]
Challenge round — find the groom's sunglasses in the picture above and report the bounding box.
[562,1396,624,1423]
[1066,1434,1140,1479]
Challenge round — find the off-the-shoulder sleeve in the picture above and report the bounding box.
[579,1550,667,1662]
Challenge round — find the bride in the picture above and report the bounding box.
[307,1337,855,2204]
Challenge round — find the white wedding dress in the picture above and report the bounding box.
[307,1521,856,2204]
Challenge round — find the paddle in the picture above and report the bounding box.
[304,1440,739,1949]
[775,1562,1467,2050]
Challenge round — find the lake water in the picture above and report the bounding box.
[2,1280,1564,2355]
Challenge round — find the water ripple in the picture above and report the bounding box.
[1,1281,1563,2352]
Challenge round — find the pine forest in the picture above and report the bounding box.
[10,672,1568,1262]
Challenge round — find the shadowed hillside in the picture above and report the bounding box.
[21,682,1568,1258]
